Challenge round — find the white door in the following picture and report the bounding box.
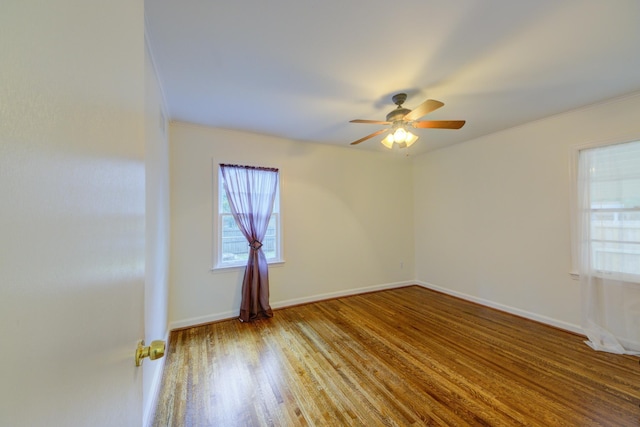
[0,1,146,425]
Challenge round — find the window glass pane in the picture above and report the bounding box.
[591,212,640,242]
[590,142,640,209]
[220,214,248,263]
[262,215,278,260]
[592,241,640,276]
[219,178,279,214]
[220,191,232,214]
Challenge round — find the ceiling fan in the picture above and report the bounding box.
[349,93,465,148]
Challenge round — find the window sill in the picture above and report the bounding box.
[211,259,285,272]
[568,270,640,283]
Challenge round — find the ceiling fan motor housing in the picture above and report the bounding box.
[386,107,411,122]
[387,93,411,122]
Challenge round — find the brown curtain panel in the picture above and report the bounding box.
[220,164,279,322]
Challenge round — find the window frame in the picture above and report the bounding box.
[212,163,284,270]
[570,135,640,281]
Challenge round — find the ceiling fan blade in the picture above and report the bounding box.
[350,129,388,145]
[350,119,391,125]
[403,99,444,121]
[412,120,466,129]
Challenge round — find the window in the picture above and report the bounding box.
[215,166,282,268]
[577,140,640,280]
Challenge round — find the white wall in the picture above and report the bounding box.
[169,123,415,327]
[0,1,146,426]
[143,40,170,426]
[413,92,640,332]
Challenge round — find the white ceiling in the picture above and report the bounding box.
[145,0,640,154]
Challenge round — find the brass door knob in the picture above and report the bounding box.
[135,339,166,367]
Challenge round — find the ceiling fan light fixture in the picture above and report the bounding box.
[392,127,408,143]
[380,128,418,149]
[404,131,419,147]
[381,134,395,149]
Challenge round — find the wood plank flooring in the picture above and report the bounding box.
[152,286,640,426]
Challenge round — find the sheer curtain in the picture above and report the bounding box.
[577,141,640,354]
[220,164,279,322]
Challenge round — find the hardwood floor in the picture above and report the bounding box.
[152,286,640,426]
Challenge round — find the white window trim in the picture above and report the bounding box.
[211,161,284,271]
[569,133,640,280]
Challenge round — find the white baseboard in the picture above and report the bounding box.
[415,280,583,335]
[168,280,413,331]
[271,280,413,310]
[169,279,582,337]
[143,329,170,427]
[169,310,238,330]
